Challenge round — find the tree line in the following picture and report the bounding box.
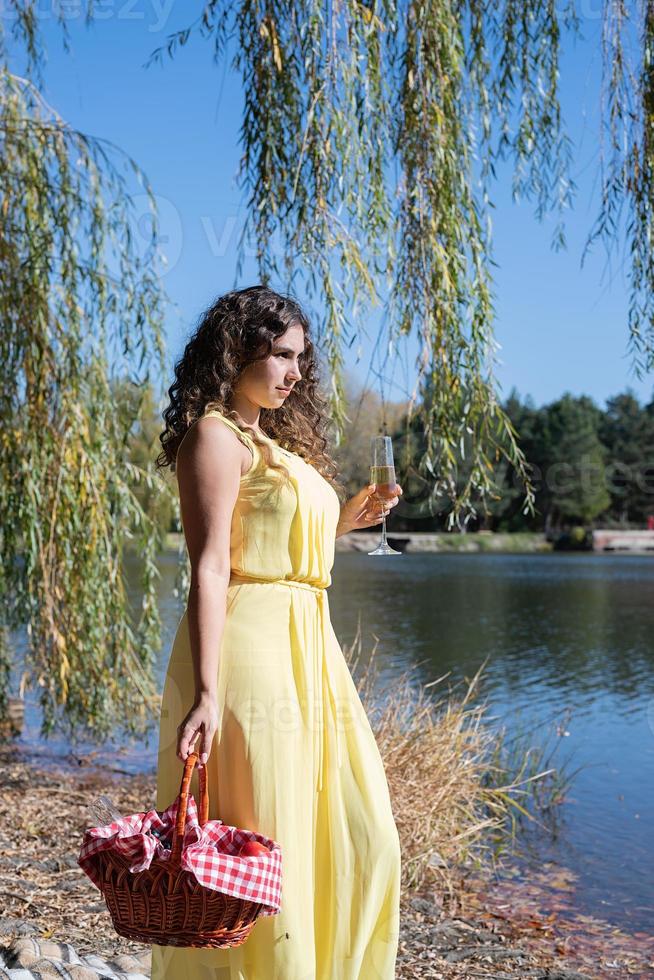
[373,387,654,534]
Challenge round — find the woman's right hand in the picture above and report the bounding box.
[176,693,221,767]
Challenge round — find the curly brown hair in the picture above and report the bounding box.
[156,284,346,501]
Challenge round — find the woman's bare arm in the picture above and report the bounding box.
[174,417,250,763]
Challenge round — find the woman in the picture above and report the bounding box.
[151,284,403,979]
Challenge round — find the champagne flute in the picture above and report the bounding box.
[368,435,402,556]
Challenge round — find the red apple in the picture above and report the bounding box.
[239,840,270,857]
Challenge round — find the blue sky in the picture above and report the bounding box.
[29,1,654,411]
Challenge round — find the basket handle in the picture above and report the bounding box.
[169,750,209,869]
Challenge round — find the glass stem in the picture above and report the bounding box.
[380,515,388,547]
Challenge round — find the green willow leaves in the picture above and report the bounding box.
[0,8,171,740]
[149,0,654,526]
[585,0,654,380]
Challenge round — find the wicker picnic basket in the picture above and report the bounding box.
[78,750,283,949]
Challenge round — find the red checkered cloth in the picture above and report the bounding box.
[78,794,283,916]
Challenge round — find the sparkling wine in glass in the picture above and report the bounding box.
[368,435,402,556]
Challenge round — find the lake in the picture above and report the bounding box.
[10,551,654,933]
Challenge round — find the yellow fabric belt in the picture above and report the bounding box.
[228,571,342,792]
[229,571,327,593]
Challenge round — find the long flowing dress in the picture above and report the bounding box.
[150,409,401,980]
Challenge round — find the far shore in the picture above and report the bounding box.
[333,530,553,553]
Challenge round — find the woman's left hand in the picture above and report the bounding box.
[336,482,403,536]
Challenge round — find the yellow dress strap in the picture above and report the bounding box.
[202,409,259,455]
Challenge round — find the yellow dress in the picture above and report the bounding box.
[151,409,401,980]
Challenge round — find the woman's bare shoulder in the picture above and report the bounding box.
[177,414,253,479]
